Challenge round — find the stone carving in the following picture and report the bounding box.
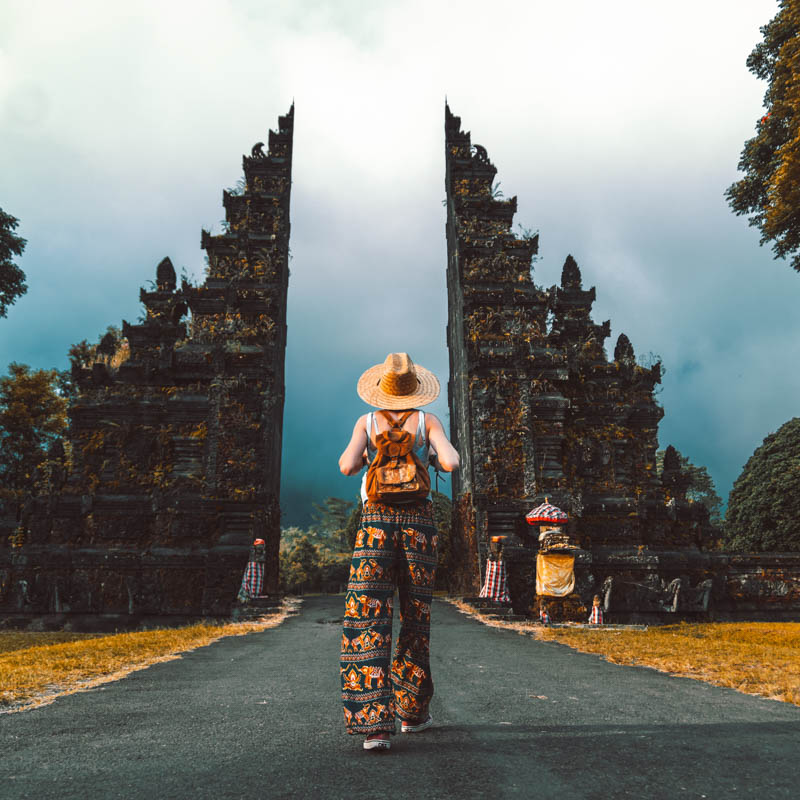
[15,578,31,610]
[471,144,491,165]
[601,574,713,614]
[560,254,582,289]
[156,256,177,292]
[614,333,635,366]
[680,578,713,612]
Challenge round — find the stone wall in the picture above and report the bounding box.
[0,107,294,626]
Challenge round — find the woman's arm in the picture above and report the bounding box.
[426,413,460,472]
[339,415,369,476]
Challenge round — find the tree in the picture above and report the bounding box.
[724,418,800,552]
[280,535,322,593]
[279,525,307,553]
[310,496,355,551]
[0,208,27,318]
[318,551,351,593]
[0,363,68,516]
[342,499,362,551]
[61,326,129,399]
[726,1,800,272]
[67,326,125,370]
[431,490,454,588]
[655,449,724,531]
[280,520,353,593]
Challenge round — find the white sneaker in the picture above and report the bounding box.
[401,715,433,733]
[363,735,391,751]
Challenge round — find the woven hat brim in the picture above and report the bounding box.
[357,363,440,409]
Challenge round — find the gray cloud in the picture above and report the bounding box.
[1,0,792,525]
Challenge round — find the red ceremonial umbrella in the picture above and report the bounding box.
[526,500,568,526]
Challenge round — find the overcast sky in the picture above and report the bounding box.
[2,0,796,527]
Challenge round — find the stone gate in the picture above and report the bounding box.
[444,104,800,620]
[0,106,294,625]
[1,103,798,626]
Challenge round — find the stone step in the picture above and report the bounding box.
[232,607,266,621]
[546,622,649,630]
[231,602,282,621]
[477,607,515,617]
[247,596,282,608]
[463,597,513,611]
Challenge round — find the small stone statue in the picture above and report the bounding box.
[16,578,31,610]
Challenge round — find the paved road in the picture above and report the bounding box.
[2,596,799,799]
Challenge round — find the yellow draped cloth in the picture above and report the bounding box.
[536,553,575,597]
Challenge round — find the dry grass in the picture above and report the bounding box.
[0,631,105,654]
[446,598,800,706]
[0,599,300,714]
[538,622,800,705]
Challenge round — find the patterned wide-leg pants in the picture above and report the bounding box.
[341,500,438,735]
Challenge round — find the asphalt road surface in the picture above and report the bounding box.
[2,596,799,799]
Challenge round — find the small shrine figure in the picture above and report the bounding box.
[479,537,511,605]
[237,538,266,603]
[527,499,577,598]
[588,594,604,625]
[539,603,551,626]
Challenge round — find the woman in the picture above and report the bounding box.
[339,352,459,751]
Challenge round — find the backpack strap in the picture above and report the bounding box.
[417,410,426,446]
[365,412,379,451]
[379,410,413,429]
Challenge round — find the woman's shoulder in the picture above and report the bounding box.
[351,412,371,430]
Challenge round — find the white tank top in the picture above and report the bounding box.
[360,410,430,503]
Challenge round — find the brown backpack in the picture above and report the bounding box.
[365,410,431,504]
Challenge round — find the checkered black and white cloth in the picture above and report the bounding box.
[526,502,569,525]
[479,559,511,604]
[238,560,264,601]
[588,605,603,625]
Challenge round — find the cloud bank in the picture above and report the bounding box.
[1,0,793,525]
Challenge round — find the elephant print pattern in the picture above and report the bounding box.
[341,500,437,735]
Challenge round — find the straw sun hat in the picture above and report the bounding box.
[357,352,440,410]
